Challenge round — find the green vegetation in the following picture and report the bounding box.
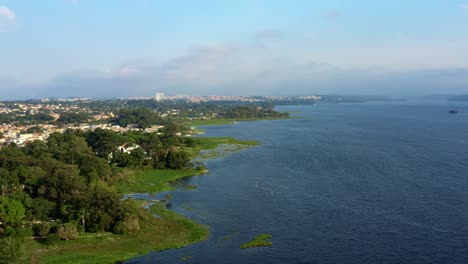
[57,112,90,124]
[186,137,259,160]
[240,234,273,249]
[111,108,165,129]
[149,203,207,244]
[25,205,208,264]
[114,169,204,194]
[0,236,25,264]
[193,137,258,150]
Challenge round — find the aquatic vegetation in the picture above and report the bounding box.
[240,234,272,249]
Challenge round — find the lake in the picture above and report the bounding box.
[126,101,468,264]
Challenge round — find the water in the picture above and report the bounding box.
[126,101,468,264]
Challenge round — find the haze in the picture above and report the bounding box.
[1,0,468,99]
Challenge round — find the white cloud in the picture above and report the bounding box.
[0,6,16,23]
[460,4,468,9]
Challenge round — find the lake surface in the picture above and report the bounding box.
[126,101,468,264]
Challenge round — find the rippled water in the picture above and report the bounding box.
[126,101,468,264]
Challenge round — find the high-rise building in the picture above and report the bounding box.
[155,92,164,102]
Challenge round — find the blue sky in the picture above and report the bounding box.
[1,0,468,99]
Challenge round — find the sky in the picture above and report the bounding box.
[1,0,468,99]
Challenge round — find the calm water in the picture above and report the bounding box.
[126,101,468,264]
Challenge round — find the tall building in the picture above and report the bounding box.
[155,92,164,102]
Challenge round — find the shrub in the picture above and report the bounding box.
[113,214,140,234]
[57,223,78,241]
[17,226,34,238]
[33,223,51,237]
[0,236,24,264]
[45,233,60,245]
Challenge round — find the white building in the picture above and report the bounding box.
[155,92,165,102]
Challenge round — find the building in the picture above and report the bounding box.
[155,92,165,102]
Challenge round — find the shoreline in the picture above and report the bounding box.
[183,116,289,127]
[26,131,260,263]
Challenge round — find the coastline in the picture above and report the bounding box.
[183,116,289,127]
[25,130,260,263]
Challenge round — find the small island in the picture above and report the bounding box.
[240,233,273,249]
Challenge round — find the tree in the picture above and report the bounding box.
[0,236,24,264]
[57,223,78,240]
[57,112,90,124]
[0,197,25,226]
[85,180,123,232]
[86,128,124,159]
[165,150,191,169]
[33,223,51,237]
[29,198,55,221]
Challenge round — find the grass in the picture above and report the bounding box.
[25,206,209,264]
[181,137,259,161]
[184,117,288,127]
[193,137,258,151]
[114,169,204,194]
[240,234,273,249]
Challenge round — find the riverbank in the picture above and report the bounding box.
[25,135,258,263]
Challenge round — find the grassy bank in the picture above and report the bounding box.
[184,117,288,127]
[114,169,205,194]
[194,137,258,150]
[26,205,209,264]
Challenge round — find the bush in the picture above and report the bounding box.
[57,223,78,241]
[33,223,51,237]
[113,214,140,234]
[196,164,207,171]
[0,236,24,264]
[17,226,33,238]
[45,233,60,245]
[4,226,15,236]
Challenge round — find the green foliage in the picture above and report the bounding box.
[111,108,161,128]
[86,128,125,159]
[0,197,25,226]
[45,233,60,245]
[0,236,24,264]
[113,213,140,234]
[30,198,55,221]
[33,223,51,237]
[114,169,203,194]
[57,112,90,124]
[17,226,34,238]
[57,223,79,241]
[240,234,273,249]
[165,150,191,169]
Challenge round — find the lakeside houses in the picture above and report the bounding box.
[0,123,166,148]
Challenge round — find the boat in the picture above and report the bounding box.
[448,110,459,114]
